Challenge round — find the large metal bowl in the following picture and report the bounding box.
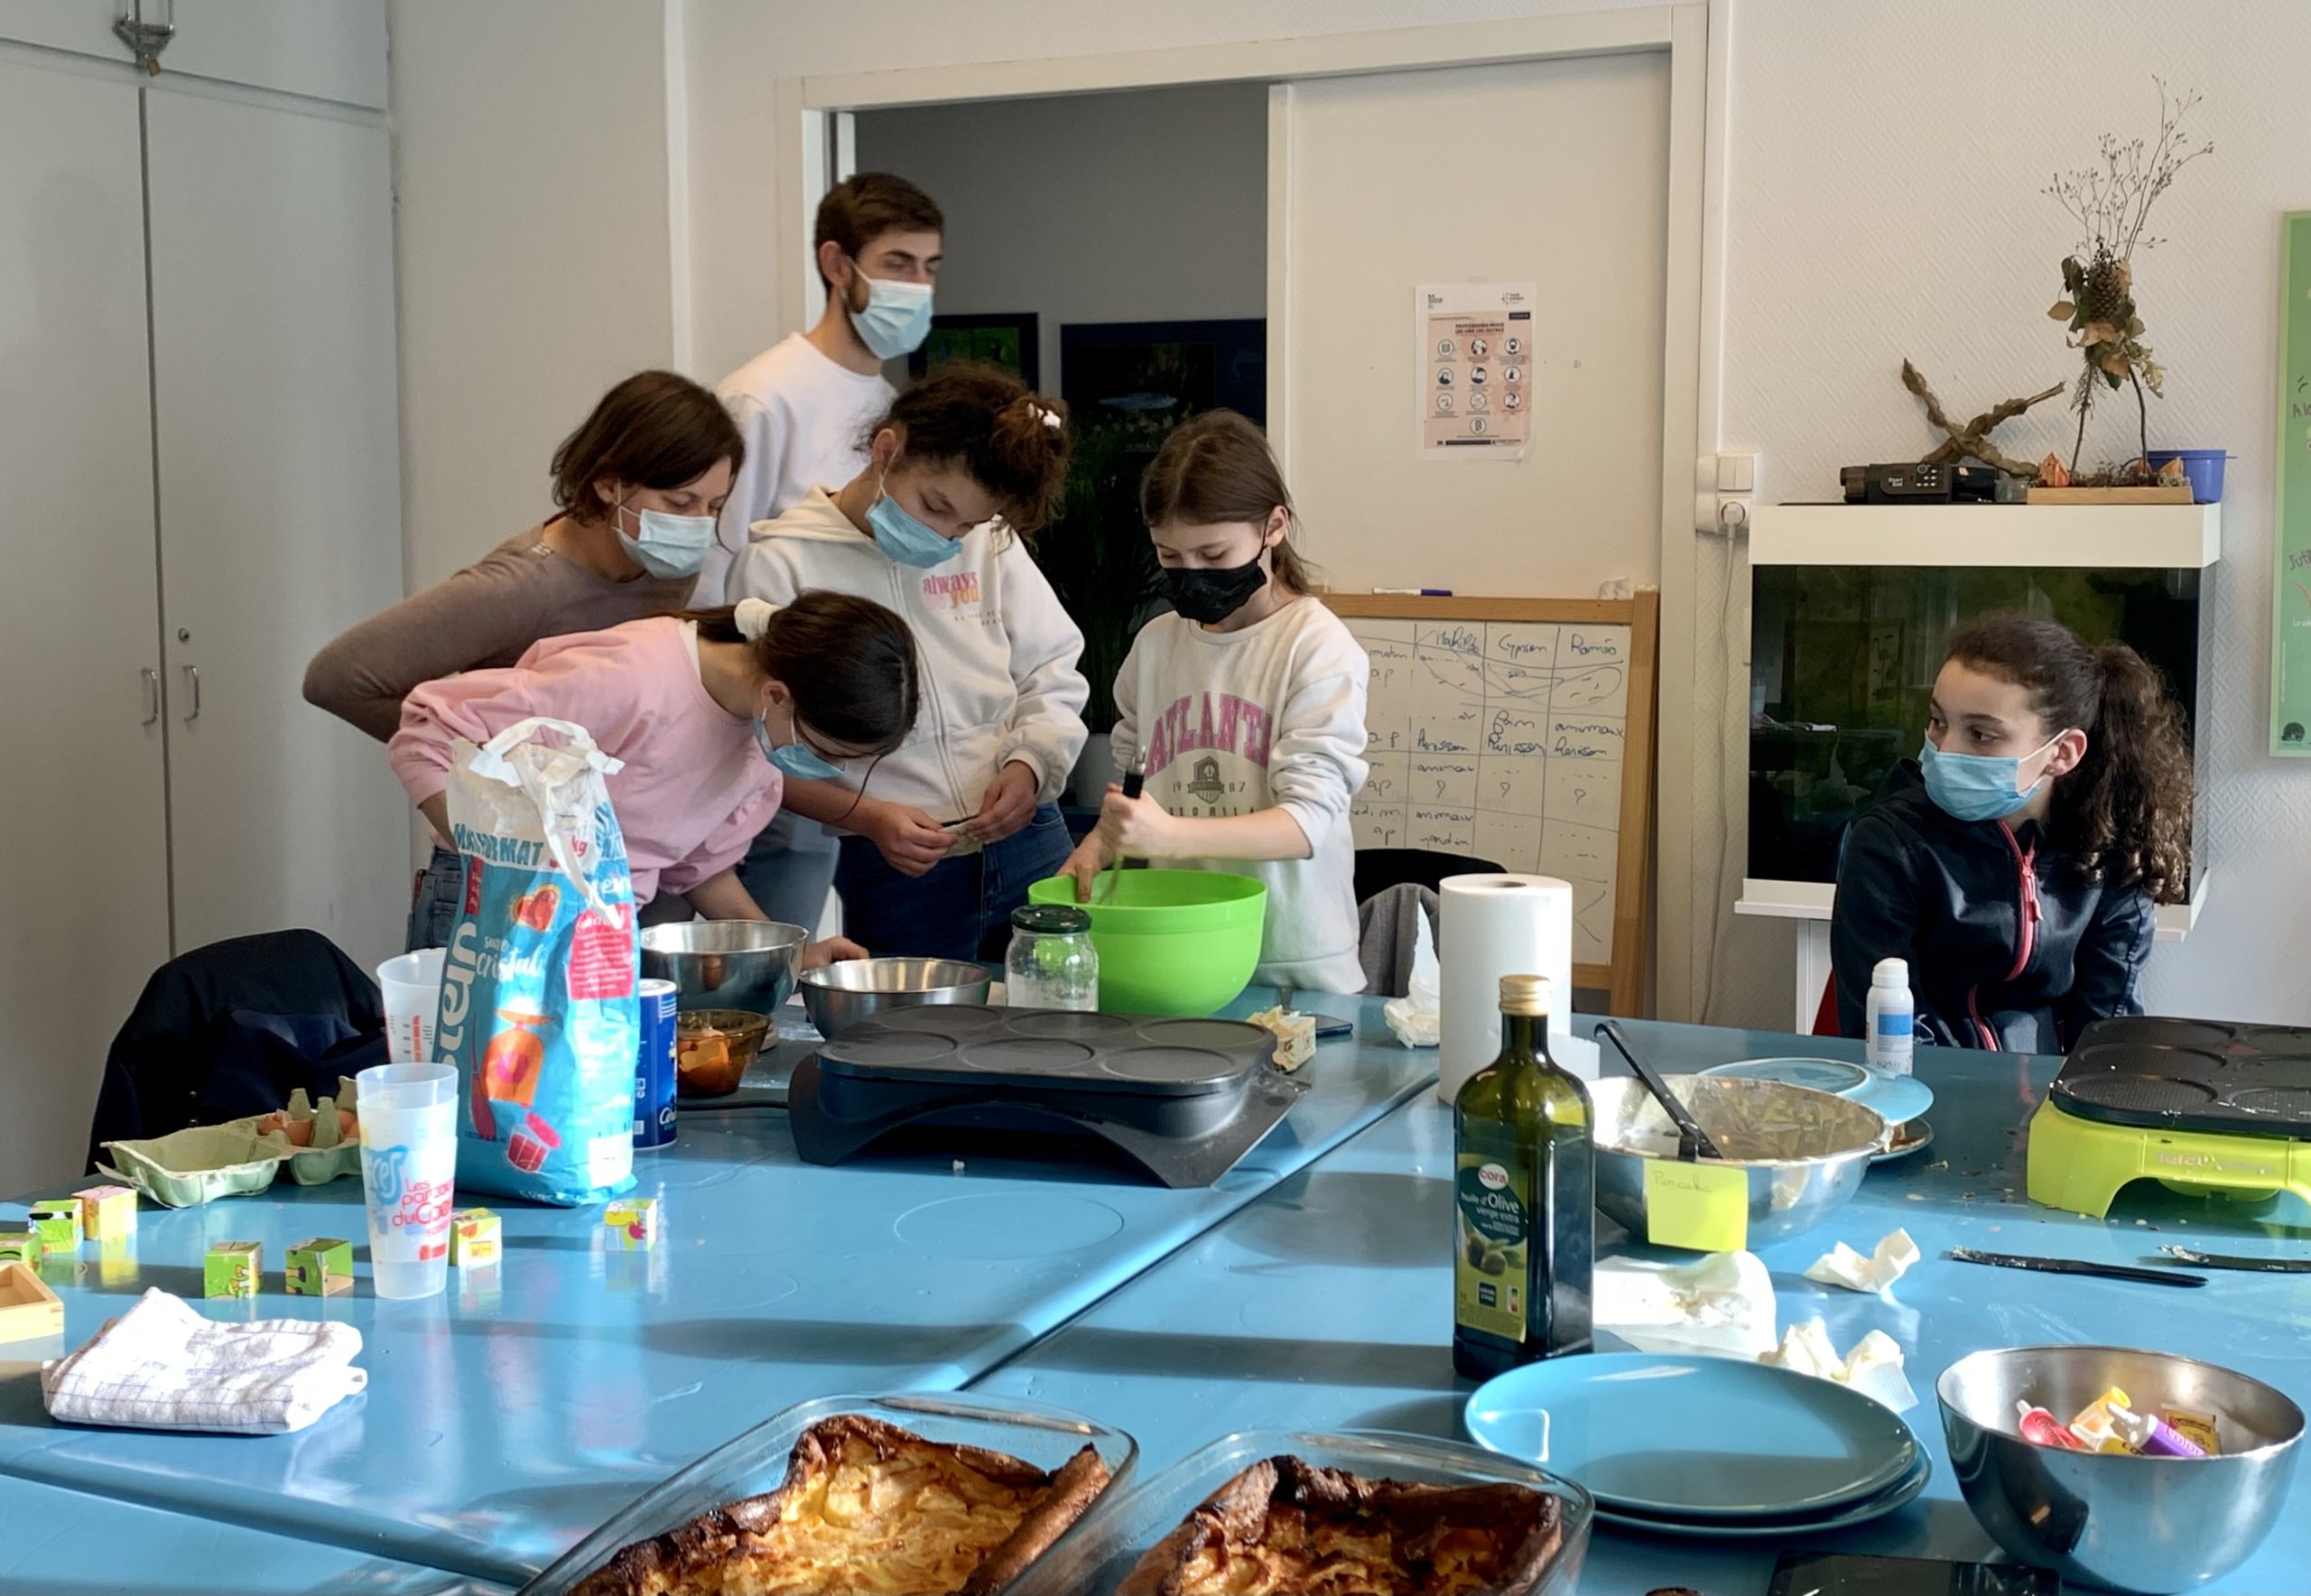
[639,920,807,1017]
[1937,1345,2303,1592]
[1590,1075,1889,1248]
[798,958,991,1040]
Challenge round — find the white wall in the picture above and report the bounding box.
[386,0,676,589]
[852,83,1269,394]
[390,0,2311,1029]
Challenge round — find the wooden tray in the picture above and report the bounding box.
[2025,485,2195,504]
[0,1261,62,1342]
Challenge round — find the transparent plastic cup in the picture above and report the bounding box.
[355,1062,458,1298]
[376,950,445,1064]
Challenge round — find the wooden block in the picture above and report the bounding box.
[72,1185,137,1242]
[603,1196,659,1250]
[205,1241,263,1299]
[285,1236,355,1296]
[2025,485,2195,504]
[0,1261,62,1342]
[0,1225,40,1278]
[450,1209,501,1268]
[28,1201,80,1253]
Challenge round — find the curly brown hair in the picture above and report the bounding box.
[873,364,1071,538]
[1945,613,2194,900]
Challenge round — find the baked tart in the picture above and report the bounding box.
[572,1414,1111,1596]
[1117,1454,1563,1596]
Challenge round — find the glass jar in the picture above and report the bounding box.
[1006,905,1099,1012]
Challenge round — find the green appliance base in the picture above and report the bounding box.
[2026,1100,2311,1219]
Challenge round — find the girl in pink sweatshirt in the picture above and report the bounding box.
[389,593,918,962]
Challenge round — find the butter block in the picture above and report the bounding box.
[285,1236,354,1296]
[603,1196,659,1250]
[1248,1007,1317,1072]
[73,1184,137,1242]
[205,1240,263,1298]
[451,1208,501,1267]
[28,1201,80,1253]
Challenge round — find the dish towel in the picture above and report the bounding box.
[42,1288,367,1434]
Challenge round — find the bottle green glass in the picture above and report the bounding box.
[1452,974,1595,1378]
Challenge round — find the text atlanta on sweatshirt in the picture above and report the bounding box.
[1111,597,1370,994]
[729,489,1091,828]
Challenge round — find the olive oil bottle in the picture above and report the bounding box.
[1452,975,1594,1378]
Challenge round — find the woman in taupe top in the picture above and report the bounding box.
[306,369,745,949]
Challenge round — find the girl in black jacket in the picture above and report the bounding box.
[1831,613,2194,1053]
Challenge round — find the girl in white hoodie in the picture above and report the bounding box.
[729,366,1088,961]
[1058,411,1370,993]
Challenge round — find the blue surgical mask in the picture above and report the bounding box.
[1918,733,2064,823]
[866,479,963,568]
[849,273,933,360]
[754,714,845,781]
[616,502,716,579]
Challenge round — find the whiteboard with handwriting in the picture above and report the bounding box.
[1346,617,1630,962]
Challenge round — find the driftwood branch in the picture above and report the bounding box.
[1901,360,2065,478]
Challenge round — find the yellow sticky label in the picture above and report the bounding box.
[1644,1159,1748,1251]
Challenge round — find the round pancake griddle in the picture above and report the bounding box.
[2054,1016,2311,1136]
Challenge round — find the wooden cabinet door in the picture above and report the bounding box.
[0,57,173,1186]
[145,88,408,970]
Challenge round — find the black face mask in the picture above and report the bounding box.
[1164,555,1268,625]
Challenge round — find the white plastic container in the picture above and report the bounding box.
[1866,958,1915,1077]
[376,949,445,1064]
[354,1062,458,1298]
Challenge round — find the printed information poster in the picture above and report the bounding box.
[1418,283,1536,456]
[2274,212,2311,755]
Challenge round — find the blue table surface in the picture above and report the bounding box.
[0,988,1420,1585]
[970,1016,2311,1595]
[0,1472,509,1596]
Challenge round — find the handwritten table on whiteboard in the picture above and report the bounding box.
[1342,616,1631,963]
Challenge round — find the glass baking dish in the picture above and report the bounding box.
[1004,1427,1595,1596]
[521,1391,1139,1596]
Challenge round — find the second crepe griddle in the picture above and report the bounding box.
[787,1005,1308,1186]
[2053,1015,2311,1136]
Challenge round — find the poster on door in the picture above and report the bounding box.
[1417,283,1536,456]
[2272,212,2311,755]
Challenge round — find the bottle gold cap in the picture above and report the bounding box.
[1499,975,1553,1016]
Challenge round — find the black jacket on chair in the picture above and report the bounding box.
[85,930,388,1173]
[1830,762,2155,1053]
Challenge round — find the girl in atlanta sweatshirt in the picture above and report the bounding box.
[728,366,1088,961]
[1059,411,1370,993]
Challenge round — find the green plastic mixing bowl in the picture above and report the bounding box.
[1026,869,1267,1016]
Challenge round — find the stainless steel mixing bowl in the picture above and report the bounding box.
[1937,1345,2303,1592]
[1589,1075,1889,1248]
[638,920,807,1016]
[798,957,991,1039]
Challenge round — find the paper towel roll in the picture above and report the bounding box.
[1438,874,1575,1104]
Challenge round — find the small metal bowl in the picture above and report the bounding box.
[798,957,992,1040]
[640,921,807,1016]
[674,1009,770,1098]
[1589,1075,1889,1248]
[1937,1345,2304,1592]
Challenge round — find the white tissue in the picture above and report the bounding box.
[1383,909,1442,1048]
[1804,1229,1921,1295]
[1593,1250,1777,1359]
[1761,1319,1918,1413]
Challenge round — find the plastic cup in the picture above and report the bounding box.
[377,950,446,1064]
[356,1062,458,1299]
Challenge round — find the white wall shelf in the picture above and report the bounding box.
[1749,502,2221,570]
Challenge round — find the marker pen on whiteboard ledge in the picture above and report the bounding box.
[1370,587,1454,596]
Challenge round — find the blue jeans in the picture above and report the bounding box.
[737,806,841,931]
[835,803,1072,962]
[405,843,465,951]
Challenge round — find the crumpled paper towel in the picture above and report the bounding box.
[1594,1250,1777,1358]
[1805,1229,1920,1296]
[1383,908,1441,1048]
[1761,1318,1918,1413]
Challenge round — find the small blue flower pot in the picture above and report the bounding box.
[2148,448,2227,504]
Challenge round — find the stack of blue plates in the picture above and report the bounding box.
[1464,1355,1931,1538]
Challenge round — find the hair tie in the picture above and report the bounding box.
[734,597,779,641]
[1031,404,1062,431]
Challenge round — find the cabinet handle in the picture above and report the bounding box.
[181,664,200,722]
[141,667,160,727]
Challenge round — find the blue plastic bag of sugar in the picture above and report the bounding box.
[436,717,638,1204]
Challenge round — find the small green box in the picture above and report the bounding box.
[204,1241,263,1298]
[285,1236,354,1296]
[0,1225,41,1277]
[28,1201,80,1253]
